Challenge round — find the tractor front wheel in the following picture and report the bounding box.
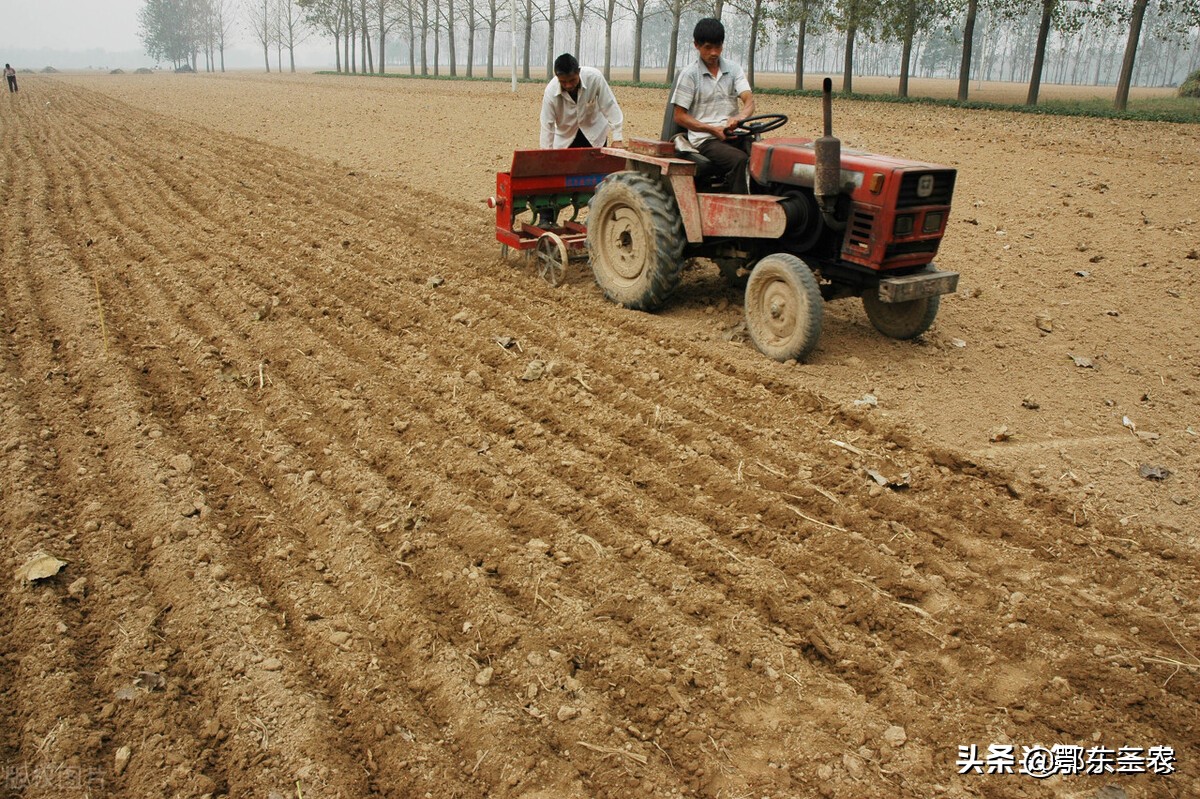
[587,171,685,311]
[744,254,823,362]
[862,266,941,340]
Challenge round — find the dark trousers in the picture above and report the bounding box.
[698,138,750,194]
[539,130,601,226]
[6,76,16,93]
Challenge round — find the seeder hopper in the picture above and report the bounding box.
[488,147,625,286]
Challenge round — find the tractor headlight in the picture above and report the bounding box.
[923,212,944,233]
[894,215,915,236]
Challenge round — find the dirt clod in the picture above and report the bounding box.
[114,745,132,776]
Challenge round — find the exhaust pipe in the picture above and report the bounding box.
[813,78,843,228]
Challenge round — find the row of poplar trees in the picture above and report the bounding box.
[298,0,1199,109]
[140,0,311,74]
[139,0,1199,110]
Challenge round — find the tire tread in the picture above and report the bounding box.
[587,171,685,311]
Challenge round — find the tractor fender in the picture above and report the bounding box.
[605,147,705,243]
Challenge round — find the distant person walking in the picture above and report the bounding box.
[4,64,16,93]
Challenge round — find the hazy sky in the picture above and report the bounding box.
[3,0,145,52]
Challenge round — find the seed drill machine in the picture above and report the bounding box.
[490,79,958,361]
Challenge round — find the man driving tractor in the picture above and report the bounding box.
[669,18,756,194]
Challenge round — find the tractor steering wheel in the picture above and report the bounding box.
[728,113,789,138]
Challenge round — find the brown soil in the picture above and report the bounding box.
[1,72,1197,799]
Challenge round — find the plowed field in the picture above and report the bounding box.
[1,73,1197,799]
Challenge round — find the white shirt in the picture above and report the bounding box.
[540,66,625,149]
[669,57,752,147]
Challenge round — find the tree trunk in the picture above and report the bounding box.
[1114,0,1148,110]
[467,0,477,76]
[522,0,533,80]
[421,0,429,75]
[794,16,807,90]
[574,0,583,56]
[714,0,723,19]
[487,2,497,77]
[346,3,355,73]
[449,0,458,75]
[603,0,615,80]
[434,0,441,76]
[842,24,856,94]
[409,2,417,74]
[666,4,682,83]
[361,0,370,73]
[378,0,387,74]
[1026,0,1055,105]
[899,12,915,98]
[746,2,761,87]
[350,1,358,72]
[957,0,978,101]
[546,0,555,79]
[633,2,645,83]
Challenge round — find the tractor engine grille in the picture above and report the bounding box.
[847,208,875,251]
[897,170,956,208]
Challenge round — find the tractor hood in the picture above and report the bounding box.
[751,138,957,208]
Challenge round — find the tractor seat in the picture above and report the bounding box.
[661,80,723,188]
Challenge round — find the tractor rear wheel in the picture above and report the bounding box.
[587,171,685,311]
[744,254,823,362]
[862,266,941,340]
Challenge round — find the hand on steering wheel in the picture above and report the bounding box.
[727,113,789,138]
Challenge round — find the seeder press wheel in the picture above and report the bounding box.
[536,232,569,287]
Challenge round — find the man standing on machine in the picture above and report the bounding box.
[669,18,756,194]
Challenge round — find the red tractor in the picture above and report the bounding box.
[493,79,958,361]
